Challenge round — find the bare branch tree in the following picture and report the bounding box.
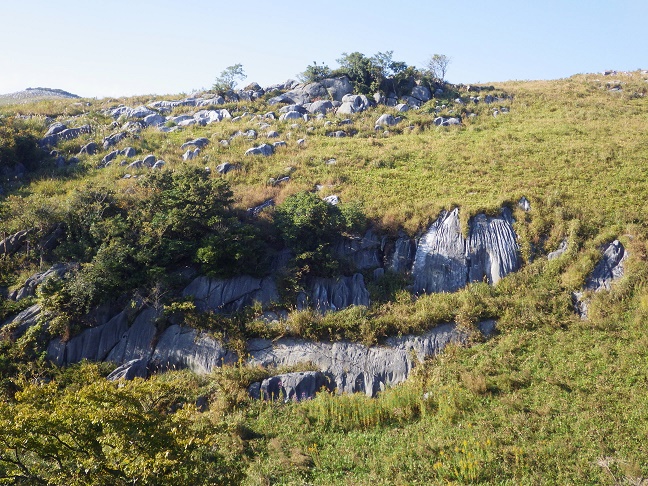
[426,54,451,82]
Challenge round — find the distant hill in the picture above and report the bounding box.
[0,87,80,105]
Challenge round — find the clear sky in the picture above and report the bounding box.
[1,0,646,98]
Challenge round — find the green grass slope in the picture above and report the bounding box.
[0,72,647,484]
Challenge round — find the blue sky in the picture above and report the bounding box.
[1,0,646,98]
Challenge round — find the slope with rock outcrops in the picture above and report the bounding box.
[0,68,647,484]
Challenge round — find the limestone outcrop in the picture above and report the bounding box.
[412,208,520,294]
[248,320,496,397]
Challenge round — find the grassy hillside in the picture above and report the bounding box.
[0,71,647,484]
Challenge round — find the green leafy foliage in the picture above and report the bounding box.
[298,61,333,83]
[212,63,246,94]
[274,191,365,278]
[0,365,243,485]
[0,116,41,173]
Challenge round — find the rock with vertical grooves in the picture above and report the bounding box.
[573,240,628,319]
[106,308,158,364]
[258,371,331,402]
[107,359,149,381]
[182,275,278,313]
[150,325,236,373]
[248,320,496,396]
[412,208,520,294]
[413,208,468,294]
[299,274,370,313]
[57,311,130,365]
[467,208,520,285]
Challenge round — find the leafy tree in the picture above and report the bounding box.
[427,53,451,82]
[334,52,378,94]
[135,167,233,267]
[298,61,333,83]
[0,366,242,485]
[212,63,246,93]
[275,192,366,278]
[371,51,407,79]
[0,117,40,173]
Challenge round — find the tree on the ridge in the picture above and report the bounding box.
[212,63,246,93]
[427,54,451,82]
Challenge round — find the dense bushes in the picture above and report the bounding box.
[0,117,41,174]
[275,191,365,278]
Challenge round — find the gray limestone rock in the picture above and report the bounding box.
[585,240,627,292]
[548,240,568,260]
[413,209,468,294]
[9,263,72,301]
[279,110,304,121]
[412,208,519,294]
[248,320,495,396]
[389,235,416,273]
[101,150,119,166]
[1,304,41,340]
[375,114,399,127]
[106,308,158,364]
[308,100,334,114]
[333,231,382,271]
[259,371,331,402]
[78,142,97,156]
[120,147,136,158]
[247,199,275,216]
[142,154,156,167]
[182,148,200,161]
[1,229,30,255]
[40,125,92,147]
[573,240,628,319]
[107,359,149,381]
[182,275,278,313]
[336,102,358,115]
[44,122,67,138]
[467,208,520,285]
[103,131,127,150]
[433,117,461,127]
[299,274,370,313]
[181,138,209,149]
[410,86,432,102]
[143,113,165,127]
[216,162,237,174]
[150,325,236,374]
[323,195,340,205]
[245,144,274,156]
[321,77,354,101]
[54,311,130,365]
[518,196,531,211]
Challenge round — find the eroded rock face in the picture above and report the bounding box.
[0,229,30,256]
[248,320,495,396]
[413,209,468,294]
[412,208,520,294]
[48,311,130,366]
[467,209,520,285]
[105,308,158,364]
[1,304,41,340]
[150,325,236,373]
[297,274,370,313]
[333,230,382,271]
[256,371,332,402]
[182,275,278,313]
[573,240,628,318]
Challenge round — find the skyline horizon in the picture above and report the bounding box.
[2,0,646,99]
